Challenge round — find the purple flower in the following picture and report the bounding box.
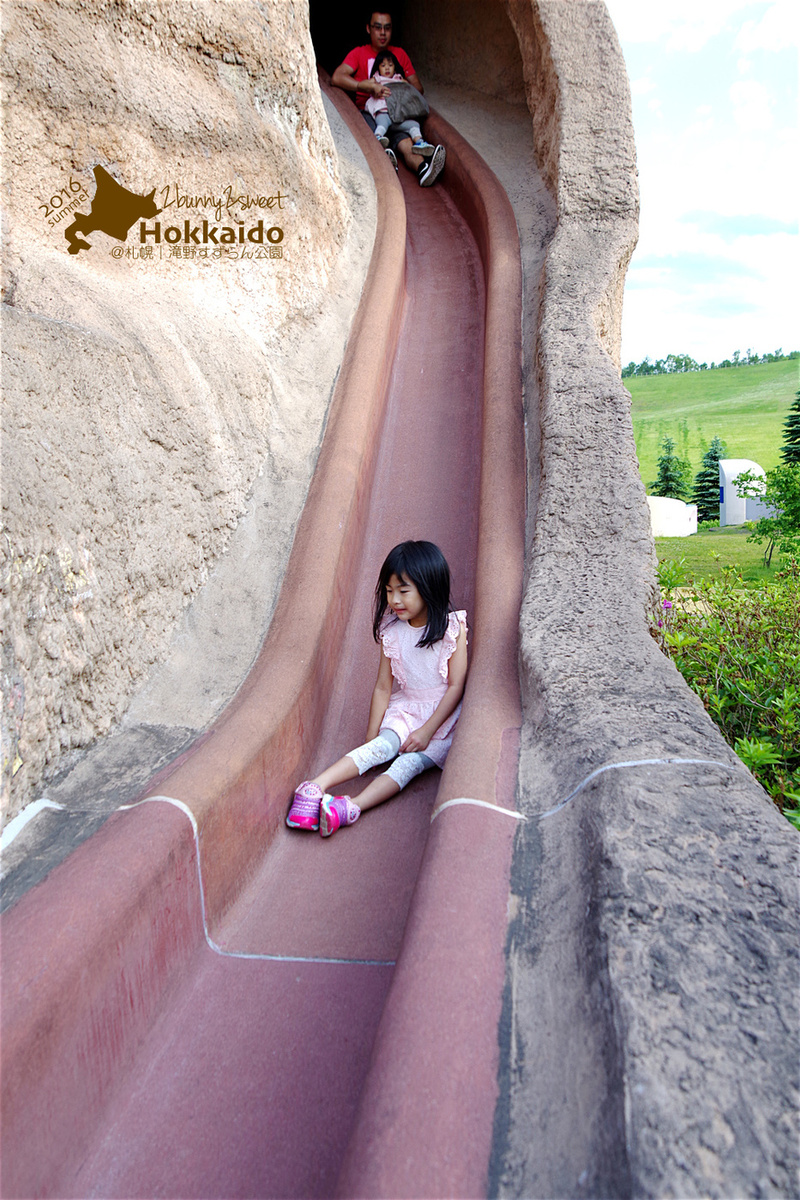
[663,600,673,609]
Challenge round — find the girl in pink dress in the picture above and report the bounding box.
[286,541,468,837]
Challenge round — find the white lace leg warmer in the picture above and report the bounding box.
[385,751,435,789]
[347,730,402,775]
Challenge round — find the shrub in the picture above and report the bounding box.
[735,463,800,566]
[651,559,800,825]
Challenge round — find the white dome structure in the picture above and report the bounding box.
[647,495,698,537]
[719,459,771,525]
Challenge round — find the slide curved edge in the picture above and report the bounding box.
[334,108,526,1200]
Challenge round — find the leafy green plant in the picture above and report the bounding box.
[783,801,800,831]
[651,559,800,820]
[734,738,784,770]
[735,463,800,565]
[656,556,689,592]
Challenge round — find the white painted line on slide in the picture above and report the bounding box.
[430,797,526,823]
[429,758,737,826]
[8,757,738,955]
[120,796,396,967]
[1,798,66,853]
[537,757,736,820]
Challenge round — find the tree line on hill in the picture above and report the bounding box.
[623,347,799,378]
[651,390,800,524]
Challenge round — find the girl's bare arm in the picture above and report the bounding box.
[366,646,394,741]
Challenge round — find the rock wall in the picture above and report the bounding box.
[403,0,527,107]
[1,0,354,825]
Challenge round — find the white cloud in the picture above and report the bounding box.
[604,0,754,50]
[622,226,798,363]
[735,1,800,52]
[633,111,798,236]
[607,0,799,362]
[729,79,775,130]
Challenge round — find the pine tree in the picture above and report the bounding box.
[692,435,728,522]
[781,390,800,464]
[650,436,692,500]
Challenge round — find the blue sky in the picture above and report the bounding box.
[603,0,799,366]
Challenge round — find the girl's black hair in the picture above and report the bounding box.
[373,540,451,648]
[370,49,405,79]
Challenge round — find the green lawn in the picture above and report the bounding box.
[627,359,799,490]
[655,525,784,584]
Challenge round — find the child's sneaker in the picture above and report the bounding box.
[418,144,445,187]
[385,147,398,171]
[376,133,390,148]
[412,139,434,158]
[286,781,323,830]
[319,794,361,837]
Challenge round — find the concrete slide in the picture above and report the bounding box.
[1,83,525,1198]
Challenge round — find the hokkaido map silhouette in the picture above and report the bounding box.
[64,165,161,254]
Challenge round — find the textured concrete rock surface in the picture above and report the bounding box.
[1,0,370,827]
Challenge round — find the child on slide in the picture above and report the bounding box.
[286,540,468,837]
[364,49,436,160]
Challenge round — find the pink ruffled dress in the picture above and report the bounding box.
[378,610,467,768]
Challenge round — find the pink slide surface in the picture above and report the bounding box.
[2,83,524,1200]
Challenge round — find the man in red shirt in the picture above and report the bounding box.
[331,10,445,187]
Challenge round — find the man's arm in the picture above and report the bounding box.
[406,72,423,94]
[331,60,387,97]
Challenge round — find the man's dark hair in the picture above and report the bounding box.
[366,9,392,26]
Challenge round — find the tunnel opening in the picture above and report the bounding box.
[309,0,527,107]
[310,1,411,77]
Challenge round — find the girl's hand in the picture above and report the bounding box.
[402,727,431,754]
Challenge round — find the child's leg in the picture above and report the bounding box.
[355,750,435,812]
[317,745,433,836]
[312,730,401,793]
[373,112,391,137]
[311,755,361,793]
[391,118,425,144]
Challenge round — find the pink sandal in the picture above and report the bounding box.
[319,795,361,838]
[286,781,323,830]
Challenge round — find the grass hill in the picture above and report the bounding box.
[626,359,798,490]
